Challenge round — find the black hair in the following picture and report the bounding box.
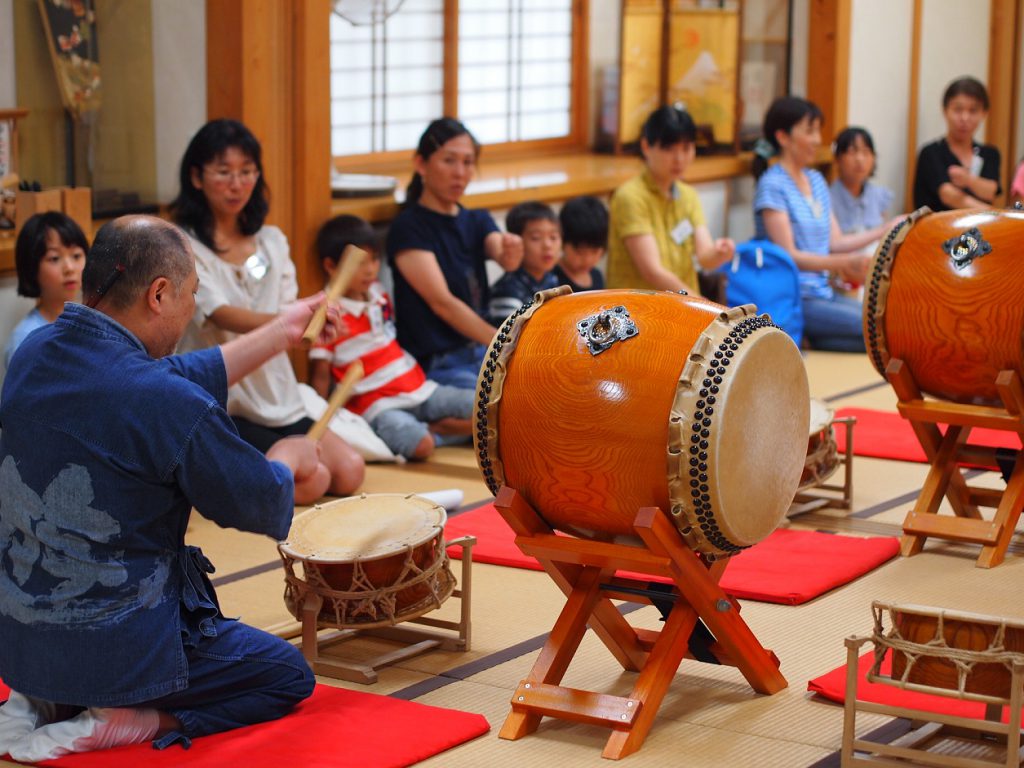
[505,200,557,236]
[84,217,192,311]
[404,117,480,208]
[833,126,876,157]
[641,105,697,148]
[559,196,608,249]
[752,96,824,180]
[315,214,379,268]
[15,211,89,298]
[943,76,989,110]
[169,119,269,252]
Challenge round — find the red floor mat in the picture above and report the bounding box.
[808,651,1008,721]
[446,503,899,605]
[0,680,489,768]
[835,407,1021,464]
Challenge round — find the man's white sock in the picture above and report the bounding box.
[8,706,160,762]
[0,692,58,755]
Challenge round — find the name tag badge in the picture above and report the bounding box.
[969,152,984,177]
[671,218,694,245]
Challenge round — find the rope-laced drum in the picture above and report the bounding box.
[278,494,455,630]
[800,399,840,492]
[475,287,809,558]
[868,601,1024,701]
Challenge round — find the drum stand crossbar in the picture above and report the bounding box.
[493,486,787,760]
[268,536,475,684]
[886,360,1024,568]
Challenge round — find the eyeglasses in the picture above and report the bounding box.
[203,167,260,186]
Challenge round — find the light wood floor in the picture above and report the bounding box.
[5,349,1023,767]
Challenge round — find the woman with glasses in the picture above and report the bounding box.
[171,119,364,503]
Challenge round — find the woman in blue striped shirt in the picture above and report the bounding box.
[752,97,899,352]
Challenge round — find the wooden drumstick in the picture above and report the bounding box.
[301,244,368,345]
[306,360,364,442]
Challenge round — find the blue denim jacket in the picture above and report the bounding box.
[0,304,295,706]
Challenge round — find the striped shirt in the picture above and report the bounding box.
[310,283,437,422]
[754,164,834,300]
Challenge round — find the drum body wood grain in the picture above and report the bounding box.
[864,208,1024,405]
[475,288,809,557]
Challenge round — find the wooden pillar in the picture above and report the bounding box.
[905,0,923,208]
[988,0,1020,201]
[806,0,851,142]
[206,0,332,379]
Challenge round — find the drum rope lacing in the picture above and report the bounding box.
[279,541,453,627]
[868,602,1024,697]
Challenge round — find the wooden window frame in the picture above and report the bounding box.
[333,0,590,169]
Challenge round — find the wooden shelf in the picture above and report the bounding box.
[332,150,764,223]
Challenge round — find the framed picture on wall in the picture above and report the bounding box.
[0,109,28,180]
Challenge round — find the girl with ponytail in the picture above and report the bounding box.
[385,118,523,389]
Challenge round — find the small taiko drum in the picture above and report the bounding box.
[864,207,1024,405]
[800,399,839,491]
[874,602,1024,699]
[475,287,810,557]
[278,494,455,629]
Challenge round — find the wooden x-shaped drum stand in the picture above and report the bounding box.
[493,486,786,760]
[887,359,1024,568]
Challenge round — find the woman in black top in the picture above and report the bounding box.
[913,77,1001,211]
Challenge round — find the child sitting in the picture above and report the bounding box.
[555,195,607,292]
[6,212,88,370]
[487,201,561,324]
[310,215,474,460]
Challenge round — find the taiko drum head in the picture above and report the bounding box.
[280,493,446,562]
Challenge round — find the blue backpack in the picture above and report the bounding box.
[714,239,803,344]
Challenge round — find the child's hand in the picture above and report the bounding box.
[495,233,524,272]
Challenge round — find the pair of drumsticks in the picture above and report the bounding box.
[303,245,368,441]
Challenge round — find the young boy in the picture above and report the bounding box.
[487,201,561,325]
[555,195,607,293]
[310,215,474,460]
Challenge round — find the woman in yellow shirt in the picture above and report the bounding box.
[607,106,734,292]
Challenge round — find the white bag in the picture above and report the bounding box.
[298,383,399,463]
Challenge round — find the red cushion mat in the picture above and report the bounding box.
[446,503,899,605]
[834,407,1021,464]
[807,652,1008,722]
[0,680,489,768]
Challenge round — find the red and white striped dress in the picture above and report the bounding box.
[310,283,437,422]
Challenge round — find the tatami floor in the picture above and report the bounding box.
[6,349,1024,767]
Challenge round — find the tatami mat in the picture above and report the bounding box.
[5,349,1023,768]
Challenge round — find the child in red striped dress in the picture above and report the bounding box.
[310,215,474,460]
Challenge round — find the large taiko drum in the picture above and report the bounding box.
[475,287,810,558]
[864,207,1024,405]
[278,494,455,628]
